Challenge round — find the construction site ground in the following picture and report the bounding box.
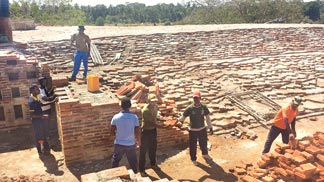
[0,116,323,181]
[1,24,324,181]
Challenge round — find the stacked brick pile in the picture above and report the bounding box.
[116,75,158,103]
[116,75,179,127]
[234,131,324,182]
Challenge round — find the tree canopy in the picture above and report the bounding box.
[8,0,324,25]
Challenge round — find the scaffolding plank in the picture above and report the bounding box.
[90,43,103,65]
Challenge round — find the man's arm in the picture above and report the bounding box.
[284,117,291,133]
[86,36,91,56]
[110,125,116,136]
[206,114,213,135]
[70,34,75,45]
[291,118,296,137]
[135,126,141,146]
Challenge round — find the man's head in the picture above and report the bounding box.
[193,90,201,106]
[38,77,46,86]
[121,97,131,110]
[78,25,85,32]
[29,84,39,95]
[291,96,303,110]
[148,94,158,105]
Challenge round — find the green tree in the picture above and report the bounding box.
[303,0,321,21]
[95,16,105,26]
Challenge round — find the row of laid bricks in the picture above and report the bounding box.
[231,131,324,182]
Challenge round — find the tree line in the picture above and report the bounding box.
[8,0,324,26]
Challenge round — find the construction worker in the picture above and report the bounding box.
[38,77,58,139]
[111,97,140,173]
[262,96,303,154]
[139,94,164,174]
[177,90,213,165]
[69,25,91,81]
[28,84,50,155]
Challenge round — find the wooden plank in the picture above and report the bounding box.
[90,43,103,65]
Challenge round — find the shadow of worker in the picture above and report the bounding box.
[39,153,64,176]
[197,160,237,182]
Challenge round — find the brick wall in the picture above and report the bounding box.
[56,99,120,165]
[0,50,39,130]
[56,97,188,166]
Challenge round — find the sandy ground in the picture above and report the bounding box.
[0,116,323,182]
[1,24,324,181]
[13,24,324,42]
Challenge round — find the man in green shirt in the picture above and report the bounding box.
[178,91,213,166]
[139,94,163,174]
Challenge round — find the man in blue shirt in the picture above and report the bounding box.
[28,84,50,155]
[111,97,140,173]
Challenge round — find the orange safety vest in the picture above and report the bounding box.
[273,103,298,129]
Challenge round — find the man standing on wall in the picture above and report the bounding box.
[139,94,163,174]
[69,25,91,81]
[111,97,140,173]
[177,90,213,166]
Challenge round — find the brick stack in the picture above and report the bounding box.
[237,131,324,182]
[116,75,156,103]
[116,75,180,128]
[0,49,40,131]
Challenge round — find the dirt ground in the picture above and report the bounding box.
[0,116,323,181]
[1,24,324,181]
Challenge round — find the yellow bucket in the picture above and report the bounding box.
[87,75,99,92]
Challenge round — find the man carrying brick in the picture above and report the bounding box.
[111,97,140,173]
[69,25,91,81]
[139,94,164,174]
[177,90,213,165]
[28,84,50,156]
[262,96,303,154]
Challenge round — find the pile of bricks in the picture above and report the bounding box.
[116,75,179,127]
[116,75,157,103]
[235,131,324,182]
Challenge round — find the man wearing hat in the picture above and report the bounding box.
[262,96,303,154]
[28,84,50,155]
[69,25,91,81]
[139,94,163,174]
[177,91,213,166]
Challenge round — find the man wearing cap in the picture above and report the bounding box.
[111,97,140,173]
[139,94,163,174]
[178,91,213,165]
[28,84,50,155]
[262,96,303,154]
[69,25,91,81]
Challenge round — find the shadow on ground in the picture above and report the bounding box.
[0,127,35,153]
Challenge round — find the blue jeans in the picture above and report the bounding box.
[112,144,138,173]
[71,50,88,78]
[189,128,208,161]
[262,125,289,154]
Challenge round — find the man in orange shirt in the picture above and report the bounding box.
[262,96,303,154]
